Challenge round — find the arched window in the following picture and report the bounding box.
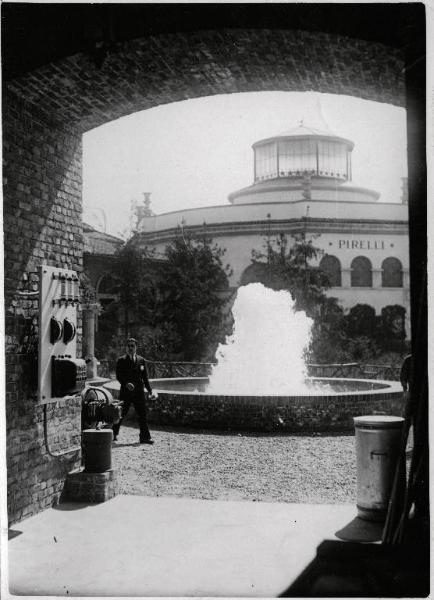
[382,257,403,287]
[240,262,269,286]
[97,273,118,295]
[351,256,372,287]
[319,255,341,286]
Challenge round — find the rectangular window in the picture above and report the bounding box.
[255,143,277,179]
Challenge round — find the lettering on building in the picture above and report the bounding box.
[338,240,385,250]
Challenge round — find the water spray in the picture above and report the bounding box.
[207,282,314,395]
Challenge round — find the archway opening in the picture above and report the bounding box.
[82,90,409,506]
[3,5,426,591]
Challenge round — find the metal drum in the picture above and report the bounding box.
[354,415,404,521]
[82,429,113,473]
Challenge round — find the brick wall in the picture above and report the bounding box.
[6,30,405,133]
[148,391,404,432]
[3,89,84,525]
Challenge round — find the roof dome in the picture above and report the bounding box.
[251,122,354,184]
[253,122,354,150]
[228,123,380,205]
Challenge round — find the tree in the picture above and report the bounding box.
[156,232,232,361]
[89,242,161,363]
[111,242,160,336]
[248,234,406,364]
[379,305,406,352]
[250,232,346,362]
[310,297,348,363]
[94,233,231,362]
[344,303,378,339]
[251,232,331,318]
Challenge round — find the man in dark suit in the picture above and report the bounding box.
[112,338,156,444]
[400,353,412,393]
[400,353,413,419]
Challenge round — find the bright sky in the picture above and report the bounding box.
[83,91,408,238]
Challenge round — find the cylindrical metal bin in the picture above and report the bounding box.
[82,429,113,473]
[354,415,404,522]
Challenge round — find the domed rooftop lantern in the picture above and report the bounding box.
[252,122,354,183]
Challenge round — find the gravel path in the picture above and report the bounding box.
[112,422,357,504]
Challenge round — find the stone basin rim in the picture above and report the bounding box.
[104,376,402,397]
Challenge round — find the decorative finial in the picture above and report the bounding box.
[143,192,151,209]
[140,192,154,217]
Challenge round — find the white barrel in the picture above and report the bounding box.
[354,415,404,521]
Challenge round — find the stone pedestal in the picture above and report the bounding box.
[83,307,96,355]
[86,355,99,380]
[65,468,116,503]
[83,306,99,379]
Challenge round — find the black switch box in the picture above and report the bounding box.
[52,357,87,397]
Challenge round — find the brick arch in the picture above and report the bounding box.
[3,27,406,303]
[2,6,425,525]
[6,28,405,136]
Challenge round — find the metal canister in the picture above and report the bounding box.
[82,428,113,473]
[354,415,404,521]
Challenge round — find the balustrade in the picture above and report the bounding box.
[140,360,401,381]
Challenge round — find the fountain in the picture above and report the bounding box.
[207,283,314,395]
[104,283,403,432]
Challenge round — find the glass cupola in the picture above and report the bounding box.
[253,123,354,183]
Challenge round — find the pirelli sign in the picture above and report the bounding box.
[338,239,385,250]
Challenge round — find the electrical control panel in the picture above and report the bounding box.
[38,265,86,403]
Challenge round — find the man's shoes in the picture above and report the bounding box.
[140,439,154,445]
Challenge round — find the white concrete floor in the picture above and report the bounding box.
[7,495,357,598]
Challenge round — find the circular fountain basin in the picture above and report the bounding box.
[104,377,403,433]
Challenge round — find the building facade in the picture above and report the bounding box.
[135,125,410,335]
[83,222,124,308]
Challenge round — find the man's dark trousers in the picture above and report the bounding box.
[113,393,151,441]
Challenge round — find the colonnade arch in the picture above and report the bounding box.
[382,257,404,287]
[319,255,342,287]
